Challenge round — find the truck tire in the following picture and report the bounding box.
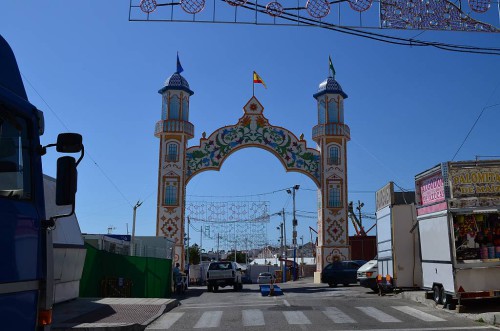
[213,285,219,292]
[433,285,442,304]
[207,284,213,292]
[440,287,452,308]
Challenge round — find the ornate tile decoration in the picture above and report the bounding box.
[186,97,321,185]
[160,217,180,241]
[326,218,345,243]
[325,248,348,263]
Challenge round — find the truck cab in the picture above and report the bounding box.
[0,34,83,330]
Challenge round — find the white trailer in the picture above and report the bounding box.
[375,182,422,292]
[415,161,500,309]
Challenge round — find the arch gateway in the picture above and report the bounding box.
[154,69,351,282]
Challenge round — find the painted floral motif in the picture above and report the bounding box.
[325,248,348,263]
[186,112,320,184]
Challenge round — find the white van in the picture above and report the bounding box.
[357,259,378,292]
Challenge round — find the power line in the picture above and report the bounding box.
[452,103,500,161]
[235,0,500,55]
[20,72,134,207]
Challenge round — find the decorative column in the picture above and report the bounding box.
[312,70,351,282]
[154,71,194,270]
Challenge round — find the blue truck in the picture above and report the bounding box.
[0,35,84,330]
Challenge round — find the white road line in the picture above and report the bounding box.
[332,327,492,331]
[182,302,276,309]
[146,312,184,330]
[356,306,401,323]
[242,309,265,326]
[283,311,312,325]
[392,306,447,322]
[283,299,291,307]
[193,311,223,328]
[322,307,357,323]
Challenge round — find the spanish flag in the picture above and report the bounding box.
[253,71,267,88]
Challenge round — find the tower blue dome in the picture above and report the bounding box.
[313,76,348,99]
[158,72,194,96]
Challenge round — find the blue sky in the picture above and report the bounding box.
[1,2,499,252]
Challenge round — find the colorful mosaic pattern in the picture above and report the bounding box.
[381,0,498,32]
[186,98,320,185]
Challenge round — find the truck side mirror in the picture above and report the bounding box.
[56,133,82,153]
[56,156,77,206]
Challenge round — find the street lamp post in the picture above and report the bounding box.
[130,200,143,256]
[287,185,299,281]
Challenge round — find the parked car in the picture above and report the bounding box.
[257,272,274,284]
[357,259,378,292]
[321,260,366,287]
[206,261,243,292]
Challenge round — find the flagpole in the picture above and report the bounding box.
[252,71,255,96]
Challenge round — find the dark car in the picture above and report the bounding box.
[321,260,366,287]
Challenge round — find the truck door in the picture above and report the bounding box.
[0,110,42,330]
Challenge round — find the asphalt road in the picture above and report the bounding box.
[146,281,499,331]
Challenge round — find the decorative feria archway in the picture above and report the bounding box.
[154,66,351,282]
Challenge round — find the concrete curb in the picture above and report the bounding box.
[141,299,180,326]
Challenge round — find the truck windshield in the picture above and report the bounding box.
[209,262,232,270]
[0,112,31,200]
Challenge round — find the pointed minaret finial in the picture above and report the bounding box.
[328,55,336,78]
[176,52,184,74]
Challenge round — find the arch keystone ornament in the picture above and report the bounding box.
[155,61,351,279]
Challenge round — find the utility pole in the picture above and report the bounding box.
[287,185,299,281]
[186,217,190,269]
[356,200,365,228]
[130,200,143,256]
[300,235,304,265]
[277,223,283,278]
[217,233,220,261]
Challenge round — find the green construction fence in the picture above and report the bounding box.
[79,243,172,298]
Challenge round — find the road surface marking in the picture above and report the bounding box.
[283,311,312,324]
[182,302,276,309]
[283,299,291,307]
[332,327,492,331]
[194,311,223,328]
[242,309,265,326]
[356,306,401,322]
[392,306,446,322]
[146,312,184,330]
[323,307,356,323]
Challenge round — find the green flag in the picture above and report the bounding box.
[329,55,336,77]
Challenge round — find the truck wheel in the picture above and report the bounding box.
[433,285,442,304]
[213,285,219,292]
[207,284,213,292]
[440,288,452,308]
[328,282,337,288]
